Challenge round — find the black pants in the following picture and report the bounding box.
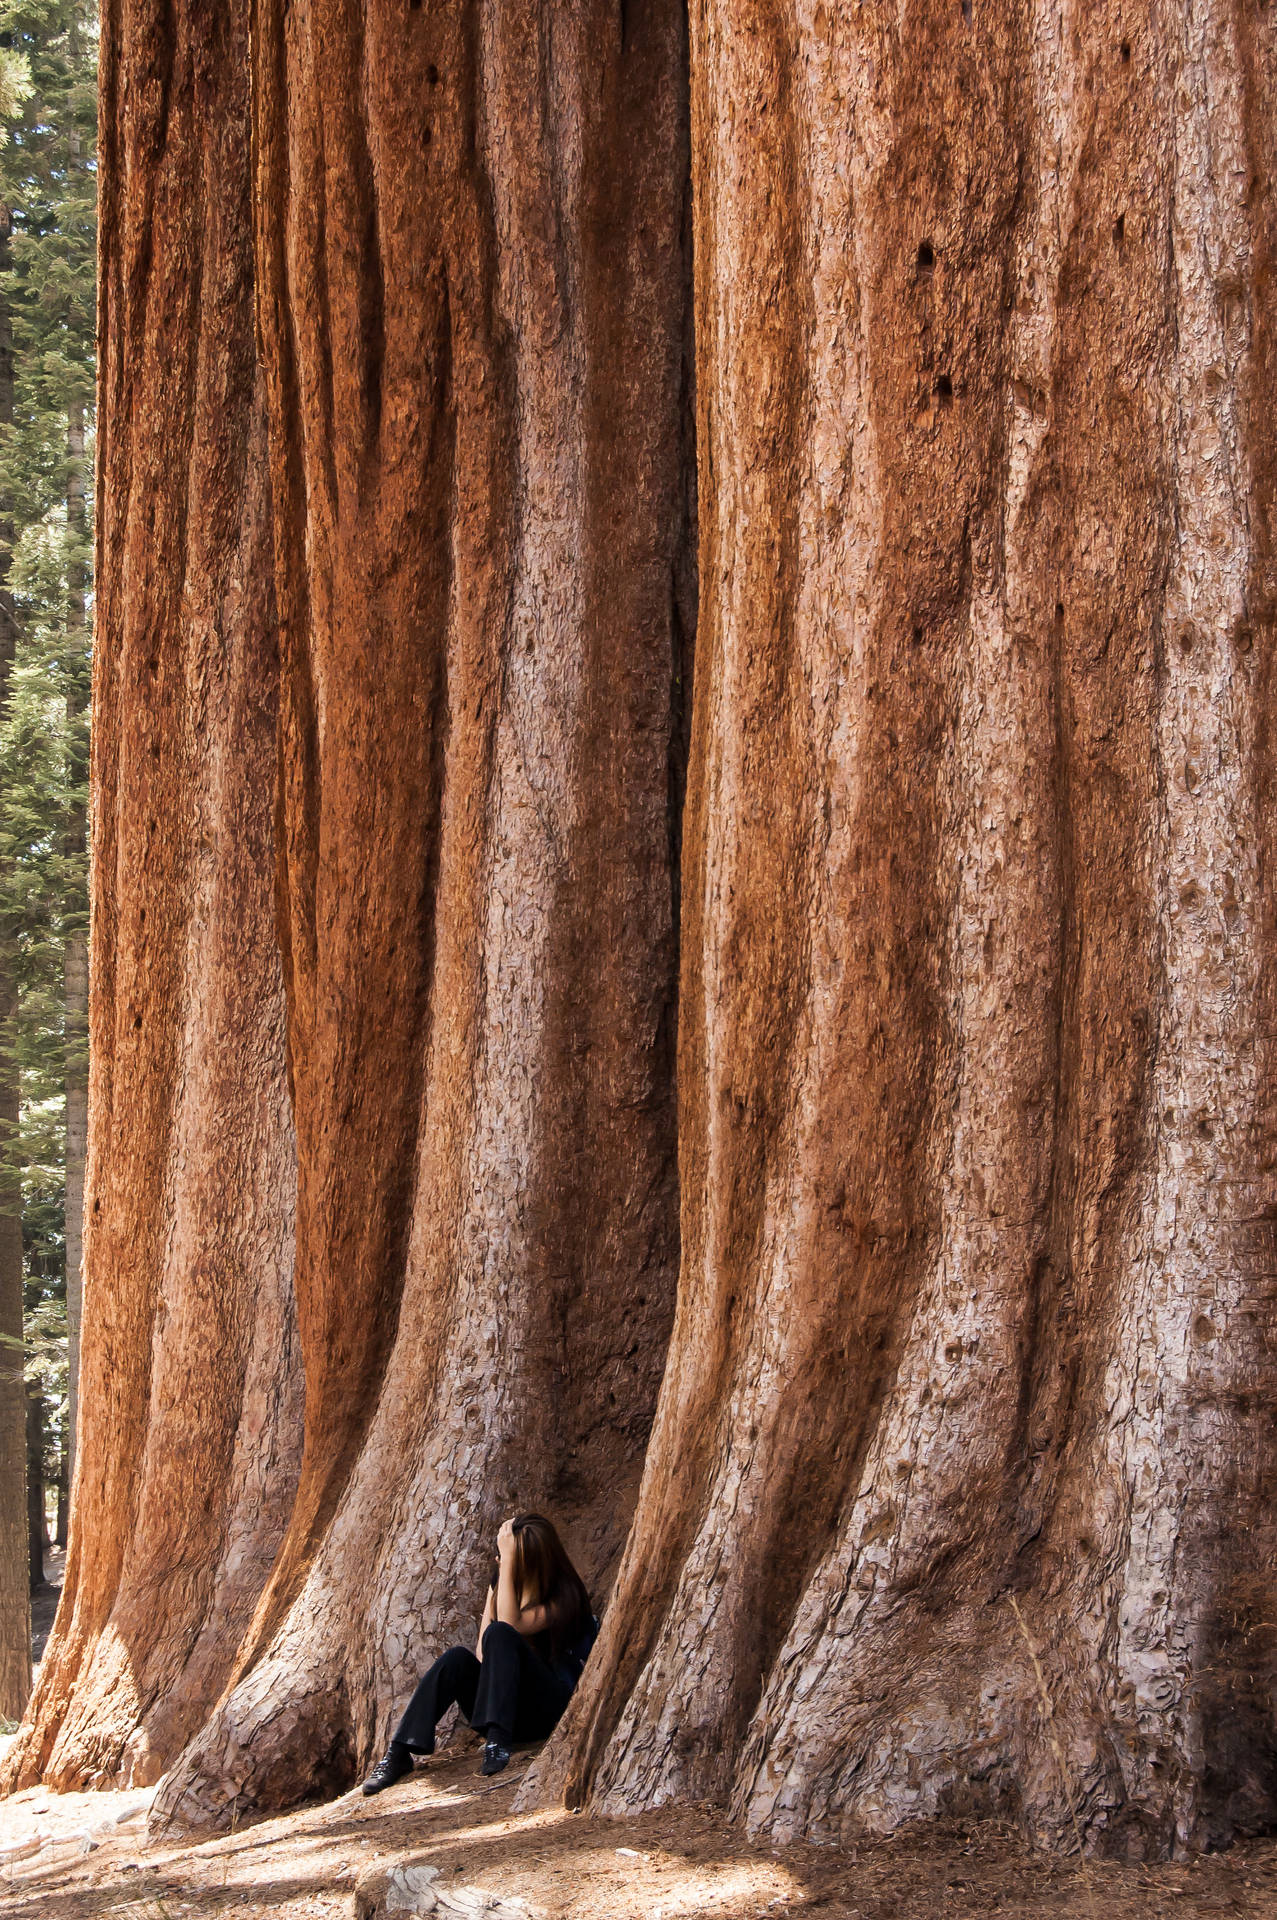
[393,1621,575,1751]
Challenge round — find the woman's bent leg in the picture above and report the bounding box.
[393,1646,482,1754]
[471,1622,572,1746]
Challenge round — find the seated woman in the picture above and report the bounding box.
[363,1512,598,1789]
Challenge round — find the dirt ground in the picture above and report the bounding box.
[2,1738,1276,1920]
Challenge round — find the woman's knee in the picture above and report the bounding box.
[436,1643,479,1677]
[482,1620,521,1654]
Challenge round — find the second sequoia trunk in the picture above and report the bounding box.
[533,0,1277,1861]
[152,0,693,1825]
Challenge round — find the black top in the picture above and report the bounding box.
[534,1611,599,1687]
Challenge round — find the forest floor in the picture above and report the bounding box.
[2,1740,1276,1920]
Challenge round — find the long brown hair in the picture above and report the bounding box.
[506,1513,590,1650]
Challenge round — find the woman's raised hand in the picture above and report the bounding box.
[497,1517,517,1560]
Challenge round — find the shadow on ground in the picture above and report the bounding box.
[3,1745,1276,1920]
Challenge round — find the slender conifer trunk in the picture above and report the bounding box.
[54,1422,66,1549]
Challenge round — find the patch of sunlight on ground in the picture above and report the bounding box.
[537,1845,803,1919]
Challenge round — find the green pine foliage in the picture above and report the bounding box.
[0,0,96,1498]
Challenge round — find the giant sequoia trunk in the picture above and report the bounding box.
[3,0,304,1789]
[9,0,1277,1871]
[531,0,1277,1862]
[7,0,692,1820]
[152,0,692,1830]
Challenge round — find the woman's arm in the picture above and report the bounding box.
[475,1581,495,1660]
[494,1519,559,1638]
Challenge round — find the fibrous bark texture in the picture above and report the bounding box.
[13,0,1277,1872]
[152,0,691,1831]
[532,0,1277,1863]
[7,0,692,1826]
[3,0,303,1790]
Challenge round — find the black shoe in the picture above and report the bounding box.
[480,1739,512,1776]
[362,1744,412,1795]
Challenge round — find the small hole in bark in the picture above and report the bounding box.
[134,1013,143,1030]
[1078,1537,1092,1554]
[935,374,953,406]
[916,240,935,272]
[1233,619,1253,655]
[410,0,422,9]
[146,656,158,674]
[912,626,924,646]
[1054,601,1065,625]
[1113,213,1125,245]
[1179,628,1194,655]
[93,1198,100,1213]
[944,1340,963,1362]
[423,126,432,144]
[1193,1314,1216,1344]
[427,62,440,83]
[961,0,972,21]
[1120,38,1131,60]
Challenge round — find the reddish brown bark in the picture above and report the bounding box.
[152,0,692,1829]
[8,0,692,1823]
[2,0,302,1790]
[532,0,1277,1861]
[13,0,1277,1871]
